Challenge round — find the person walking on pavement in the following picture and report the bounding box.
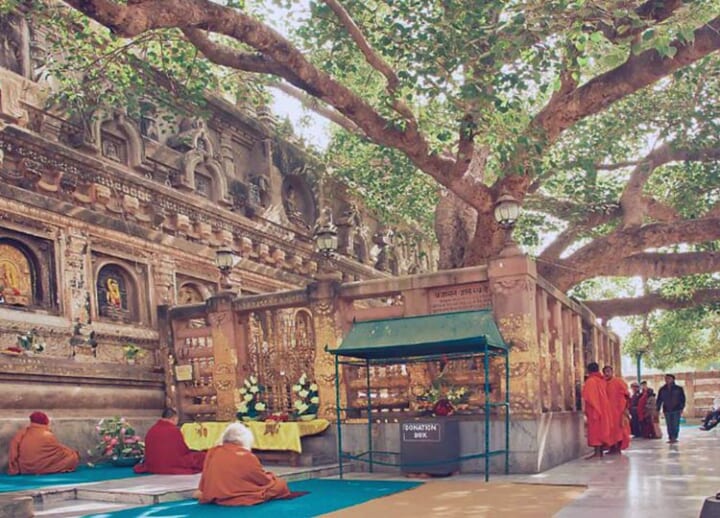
[656,374,685,444]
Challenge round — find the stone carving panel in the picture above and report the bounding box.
[0,12,30,78]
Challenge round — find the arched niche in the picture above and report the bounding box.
[95,262,143,323]
[70,109,144,167]
[282,175,316,230]
[99,111,144,167]
[177,282,212,305]
[0,240,37,307]
[179,151,232,206]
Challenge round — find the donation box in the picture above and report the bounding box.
[400,418,460,475]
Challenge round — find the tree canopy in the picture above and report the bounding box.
[8,0,720,321]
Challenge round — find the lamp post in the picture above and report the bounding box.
[215,246,240,294]
[493,192,521,257]
[313,208,339,264]
[636,347,648,384]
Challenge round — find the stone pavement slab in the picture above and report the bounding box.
[509,427,720,517]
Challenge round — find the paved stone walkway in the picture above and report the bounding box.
[512,426,720,517]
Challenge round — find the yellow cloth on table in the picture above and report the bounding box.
[181,419,330,453]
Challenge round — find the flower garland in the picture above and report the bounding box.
[236,375,266,420]
[95,417,144,460]
[292,372,319,417]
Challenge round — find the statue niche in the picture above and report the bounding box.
[0,243,32,306]
[0,12,30,78]
[97,265,135,322]
[337,204,369,262]
[282,176,315,231]
[177,283,208,305]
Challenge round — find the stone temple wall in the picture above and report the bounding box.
[0,5,437,469]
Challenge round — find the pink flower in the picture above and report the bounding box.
[110,438,118,446]
[120,428,126,435]
[104,434,111,441]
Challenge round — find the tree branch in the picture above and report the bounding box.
[61,0,497,202]
[322,0,399,92]
[595,251,720,278]
[548,217,720,290]
[268,81,364,136]
[533,16,720,144]
[182,28,290,76]
[619,143,720,227]
[592,0,684,43]
[585,288,720,319]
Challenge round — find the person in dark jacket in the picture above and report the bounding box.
[629,382,642,437]
[656,374,686,443]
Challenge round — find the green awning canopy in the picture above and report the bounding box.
[328,310,507,360]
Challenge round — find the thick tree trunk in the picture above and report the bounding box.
[463,210,506,265]
[434,191,477,269]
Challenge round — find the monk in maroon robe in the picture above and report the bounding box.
[582,362,612,459]
[7,412,80,475]
[134,409,205,474]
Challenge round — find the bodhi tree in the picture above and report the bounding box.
[12,0,720,316]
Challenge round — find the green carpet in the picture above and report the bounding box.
[84,479,422,518]
[0,465,141,493]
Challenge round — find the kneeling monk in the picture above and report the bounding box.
[134,408,205,474]
[8,412,80,475]
[196,423,290,506]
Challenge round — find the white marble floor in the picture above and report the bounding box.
[510,426,720,518]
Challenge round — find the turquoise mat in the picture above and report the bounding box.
[84,479,422,517]
[0,465,141,493]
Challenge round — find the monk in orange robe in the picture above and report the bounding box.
[196,423,291,506]
[134,408,205,475]
[603,365,631,453]
[7,412,80,475]
[582,362,612,459]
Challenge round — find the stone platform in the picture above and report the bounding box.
[2,463,340,518]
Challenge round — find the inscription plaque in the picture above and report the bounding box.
[429,282,490,314]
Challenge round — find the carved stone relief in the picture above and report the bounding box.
[0,12,30,78]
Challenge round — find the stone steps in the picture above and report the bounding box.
[28,463,341,518]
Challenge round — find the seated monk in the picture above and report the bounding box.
[134,408,205,474]
[7,411,80,475]
[195,423,291,506]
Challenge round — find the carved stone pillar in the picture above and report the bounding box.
[207,295,239,421]
[62,229,91,325]
[309,269,346,421]
[152,255,176,307]
[489,255,540,418]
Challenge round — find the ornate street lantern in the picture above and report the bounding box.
[493,192,521,229]
[493,192,522,257]
[215,247,239,293]
[313,208,338,258]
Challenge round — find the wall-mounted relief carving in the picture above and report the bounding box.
[168,118,231,206]
[282,175,315,231]
[176,277,214,305]
[248,174,270,212]
[372,227,393,272]
[0,12,31,78]
[337,204,370,263]
[67,109,144,168]
[139,100,159,142]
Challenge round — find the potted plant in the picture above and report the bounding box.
[292,373,319,421]
[122,343,144,365]
[236,375,267,421]
[95,417,144,467]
